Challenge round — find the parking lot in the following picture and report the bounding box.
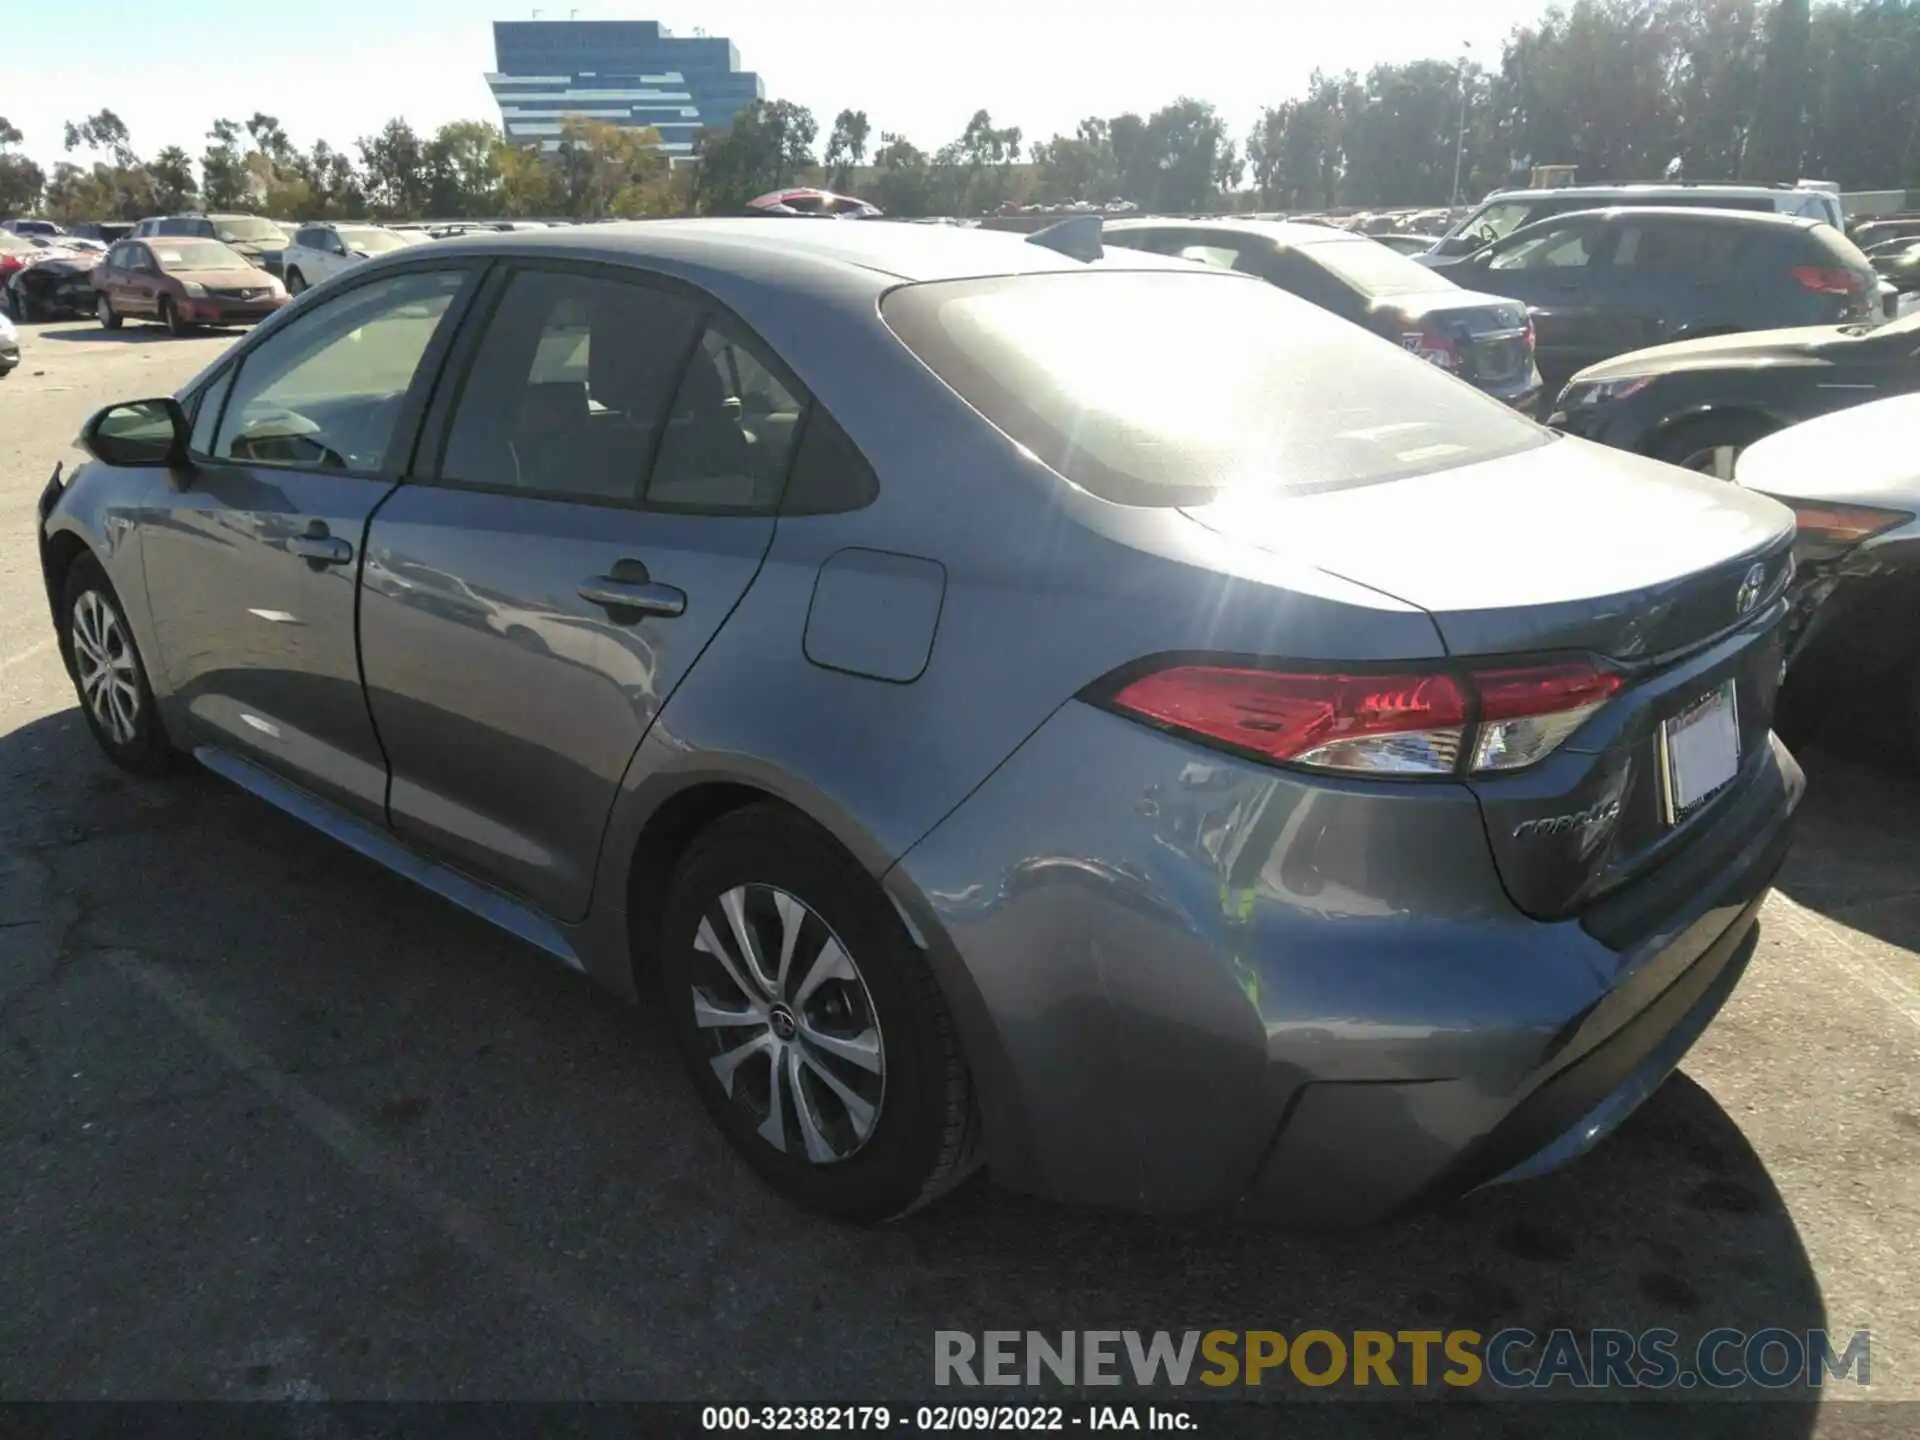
[1,318,1918,1424]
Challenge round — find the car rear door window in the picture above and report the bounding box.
[646,324,805,512]
[1611,222,1746,274]
[437,268,702,504]
[1487,221,1598,270]
[213,269,468,474]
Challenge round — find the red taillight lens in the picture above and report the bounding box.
[1789,266,1864,295]
[1779,498,1913,546]
[1523,315,1537,354]
[1414,328,1459,372]
[1105,659,1618,777]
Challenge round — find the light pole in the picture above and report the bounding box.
[1451,41,1472,207]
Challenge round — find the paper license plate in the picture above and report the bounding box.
[1661,680,1740,823]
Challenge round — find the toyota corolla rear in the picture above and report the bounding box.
[880,264,1801,1223]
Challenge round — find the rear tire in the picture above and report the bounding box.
[58,555,179,776]
[658,803,978,1222]
[96,292,122,330]
[1649,414,1778,480]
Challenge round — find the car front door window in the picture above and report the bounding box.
[215,269,469,474]
[1487,223,1596,271]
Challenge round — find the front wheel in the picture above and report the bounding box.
[285,269,307,296]
[1650,414,1778,480]
[159,297,192,336]
[658,804,978,1221]
[59,556,179,775]
[96,291,122,330]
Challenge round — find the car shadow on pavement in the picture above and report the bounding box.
[1774,733,1920,955]
[32,324,178,344]
[0,705,1828,1422]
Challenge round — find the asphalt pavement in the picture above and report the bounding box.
[0,318,1916,1430]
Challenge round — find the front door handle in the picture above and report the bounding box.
[579,576,687,619]
[289,527,353,566]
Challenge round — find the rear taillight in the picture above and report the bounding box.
[1776,497,1913,547]
[1102,659,1621,777]
[1413,328,1459,372]
[1523,315,1536,354]
[1789,266,1865,295]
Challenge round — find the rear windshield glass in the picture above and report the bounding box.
[881,271,1547,507]
[1807,223,1875,269]
[337,228,412,254]
[151,240,253,270]
[1298,237,1448,296]
[213,217,284,244]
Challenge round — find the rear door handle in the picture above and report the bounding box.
[289,530,353,566]
[579,576,687,619]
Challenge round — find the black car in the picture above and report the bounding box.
[66,221,134,246]
[1547,310,1920,476]
[1104,218,1543,411]
[134,213,288,276]
[1431,207,1882,399]
[5,249,103,322]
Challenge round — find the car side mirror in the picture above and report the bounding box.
[80,397,189,468]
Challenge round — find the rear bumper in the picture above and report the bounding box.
[178,297,286,325]
[891,702,1801,1223]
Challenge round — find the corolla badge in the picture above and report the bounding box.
[1736,562,1766,616]
[1512,797,1622,840]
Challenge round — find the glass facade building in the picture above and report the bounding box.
[487,20,765,161]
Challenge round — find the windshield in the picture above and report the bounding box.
[882,270,1547,508]
[1301,237,1448,296]
[151,240,253,271]
[337,228,412,254]
[213,217,283,244]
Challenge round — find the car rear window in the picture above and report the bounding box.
[1296,237,1448,296]
[881,270,1548,507]
[1806,223,1875,271]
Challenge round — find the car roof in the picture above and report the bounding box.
[424,216,1209,284]
[1103,216,1371,250]
[1518,205,1818,229]
[1481,183,1802,200]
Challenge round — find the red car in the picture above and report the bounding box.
[91,237,288,334]
[0,230,37,289]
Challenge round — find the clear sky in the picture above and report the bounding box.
[5,0,1548,169]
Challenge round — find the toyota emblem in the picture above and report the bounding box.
[1736,562,1765,615]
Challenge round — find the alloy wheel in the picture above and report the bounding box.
[688,884,886,1164]
[70,590,140,744]
[1679,444,1741,480]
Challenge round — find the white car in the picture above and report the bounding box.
[278,223,422,295]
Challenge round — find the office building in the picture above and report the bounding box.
[487,19,765,161]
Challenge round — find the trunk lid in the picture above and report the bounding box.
[1182,437,1798,923]
[1380,291,1533,389]
[1183,435,1795,659]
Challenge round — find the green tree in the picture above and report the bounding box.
[148,146,199,212]
[1747,0,1813,178]
[426,120,505,217]
[693,99,820,213]
[201,119,251,210]
[292,140,367,219]
[823,108,871,191]
[866,131,935,216]
[553,116,673,217]
[1031,118,1119,202]
[0,117,44,216]
[358,119,430,218]
[495,139,559,217]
